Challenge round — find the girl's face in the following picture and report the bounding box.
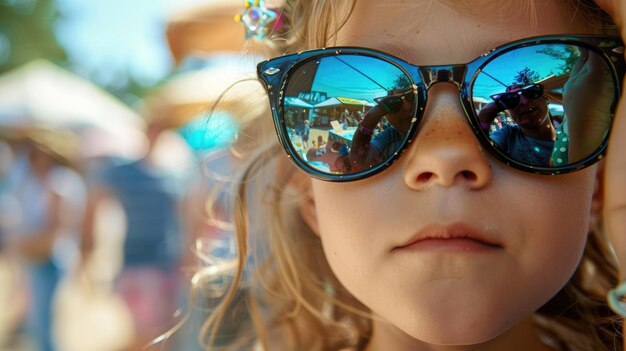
[308,0,599,347]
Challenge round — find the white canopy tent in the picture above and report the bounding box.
[0,60,147,159]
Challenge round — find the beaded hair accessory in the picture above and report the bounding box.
[234,0,284,42]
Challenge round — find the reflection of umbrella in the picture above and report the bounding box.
[315,97,343,108]
[0,60,146,159]
[315,97,373,107]
[284,97,313,108]
[314,97,372,122]
[337,97,374,106]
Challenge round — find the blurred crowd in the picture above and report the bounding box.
[0,1,259,350]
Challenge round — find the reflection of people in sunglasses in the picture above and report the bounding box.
[349,88,415,172]
[306,136,352,173]
[478,83,556,166]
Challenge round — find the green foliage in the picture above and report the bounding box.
[513,67,540,86]
[392,74,412,90]
[0,0,67,73]
[539,45,579,75]
[0,0,160,103]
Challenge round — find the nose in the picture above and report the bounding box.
[403,84,492,190]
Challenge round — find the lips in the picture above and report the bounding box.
[391,222,501,252]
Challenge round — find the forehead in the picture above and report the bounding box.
[335,0,594,64]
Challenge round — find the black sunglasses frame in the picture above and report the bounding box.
[257,35,626,182]
[490,83,545,110]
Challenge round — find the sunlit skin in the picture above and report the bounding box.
[299,1,603,350]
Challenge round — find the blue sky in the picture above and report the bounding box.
[54,0,213,89]
[311,55,409,103]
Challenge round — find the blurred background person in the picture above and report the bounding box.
[1,130,86,351]
[0,137,28,350]
[84,118,192,351]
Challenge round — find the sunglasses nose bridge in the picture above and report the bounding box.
[418,65,467,90]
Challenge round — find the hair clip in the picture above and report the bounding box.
[234,0,277,41]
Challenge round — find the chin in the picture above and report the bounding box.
[399,311,516,345]
[373,292,535,347]
[408,322,510,346]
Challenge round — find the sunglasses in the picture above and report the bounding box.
[490,84,545,110]
[374,89,415,113]
[257,35,625,182]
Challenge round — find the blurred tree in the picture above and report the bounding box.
[513,67,541,86]
[0,0,165,107]
[392,74,412,90]
[539,45,579,75]
[0,0,67,73]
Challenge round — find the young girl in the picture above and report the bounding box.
[191,1,626,350]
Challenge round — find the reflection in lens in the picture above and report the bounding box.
[283,55,416,175]
[473,43,615,167]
